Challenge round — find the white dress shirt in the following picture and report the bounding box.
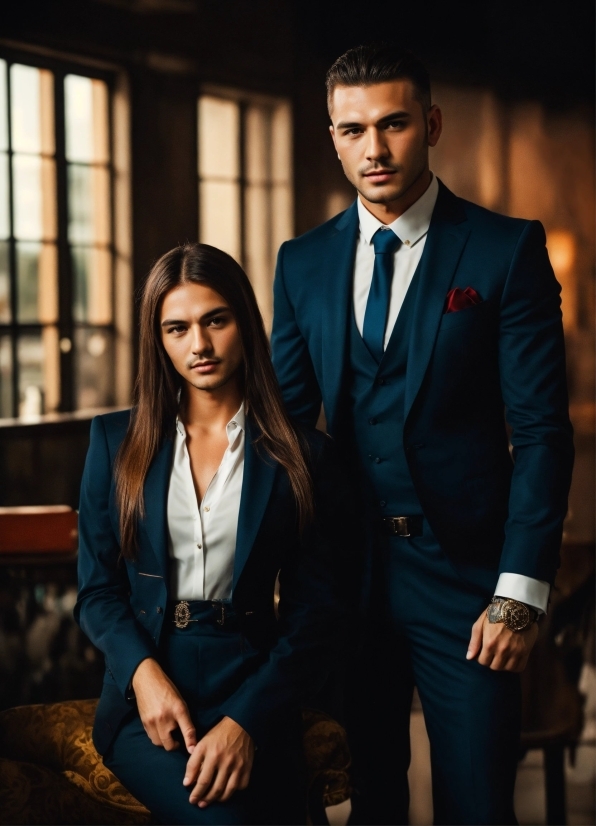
[353,174,550,613]
[167,403,245,601]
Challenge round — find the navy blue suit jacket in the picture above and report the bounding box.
[271,181,574,584]
[75,410,350,755]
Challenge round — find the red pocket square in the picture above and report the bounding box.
[444,287,482,314]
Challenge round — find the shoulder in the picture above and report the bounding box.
[90,408,132,451]
[280,203,356,258]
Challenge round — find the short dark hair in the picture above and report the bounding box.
[326,43,431,114]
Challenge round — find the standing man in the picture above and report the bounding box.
[271,43,574,825]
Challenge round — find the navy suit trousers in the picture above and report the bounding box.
[102,620,305,825]
[348,521,520,826]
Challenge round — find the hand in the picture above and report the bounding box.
[131,657,197,753]
[466,609,539,672]
[183,716,255,808]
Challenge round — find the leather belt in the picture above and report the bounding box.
[380,515,423,537]
[167,600,248,631]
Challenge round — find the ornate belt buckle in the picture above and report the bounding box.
[173,600,191,629]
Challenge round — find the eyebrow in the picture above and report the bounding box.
[161,306,231,327]
[335,110,411,130]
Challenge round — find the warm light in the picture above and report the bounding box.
[546,229,577,331]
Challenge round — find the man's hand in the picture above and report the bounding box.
[131,657,197,753]
[183,716,255,808]
[466,610,539,672]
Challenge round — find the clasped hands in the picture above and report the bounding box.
[466,609,539,672]
[131,658,254,807]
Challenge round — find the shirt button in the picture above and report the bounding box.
[380,500,386,507]
[374,457,381,464]
[204,506,210,512]
[156,606,162,614]
[197,543,202,549]
[369,417,377,425]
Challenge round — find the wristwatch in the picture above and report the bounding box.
[486,597,538,632]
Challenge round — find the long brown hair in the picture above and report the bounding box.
[114,242,314,559]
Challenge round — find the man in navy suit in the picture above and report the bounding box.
[271,44,574,824]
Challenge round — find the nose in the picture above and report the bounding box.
[365,127,388,162]
[190,324,212,355]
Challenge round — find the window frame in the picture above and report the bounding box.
[0,44,118,418]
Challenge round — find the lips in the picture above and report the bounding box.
[364,170,396,183]
[190,360,219,373]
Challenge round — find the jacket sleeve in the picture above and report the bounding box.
[271,241,323,427]
[498,220,574,585]
[218,437,359,746]
[74,416,158,697]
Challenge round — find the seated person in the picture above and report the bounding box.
[75,242,353,825]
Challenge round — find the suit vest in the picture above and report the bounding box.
[347,264,423,516]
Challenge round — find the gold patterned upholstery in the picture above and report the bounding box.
[0,699,351,825]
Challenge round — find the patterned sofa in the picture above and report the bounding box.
[0,699,351,825]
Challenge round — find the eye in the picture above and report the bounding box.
[208,315,227,327]
[344,127,364,136]
[386,120,407,130]
[166,324,186,334]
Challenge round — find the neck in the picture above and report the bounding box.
[181,379,243,432]
[360,167,432,224]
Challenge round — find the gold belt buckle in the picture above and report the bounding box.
[173,600,191,629]
[392,517,410,537]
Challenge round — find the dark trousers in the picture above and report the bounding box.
[103,615,305,825]
[348,523,520,826]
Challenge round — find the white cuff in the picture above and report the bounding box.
[494,573,550,614]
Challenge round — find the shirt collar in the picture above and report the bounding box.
[175,401,246,440]
[357,172,439,248]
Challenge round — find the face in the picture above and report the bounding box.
[329,80,442,214]
[160,281,243,395]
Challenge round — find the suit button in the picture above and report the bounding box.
[374,457,381,464]
[377,378,385,385]
[156,606,162,614]
[380,500,386,507]
[369,417,377,425]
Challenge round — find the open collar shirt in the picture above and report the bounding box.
[167,403,245,601]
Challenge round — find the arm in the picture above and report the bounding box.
[467,221,574,671]
[74,417,196,752]
[271,241,323,426]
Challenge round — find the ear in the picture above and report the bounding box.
[329,124,338,153]
[427,105,442,148]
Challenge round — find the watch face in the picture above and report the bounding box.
[502,600,530,632]
[487,602,502,624]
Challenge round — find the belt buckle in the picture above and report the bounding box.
[173,600,191,629]
[392,516,410,537]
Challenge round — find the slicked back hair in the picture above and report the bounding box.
[326,43,431,115]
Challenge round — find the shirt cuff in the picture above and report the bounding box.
[494,573,550,614]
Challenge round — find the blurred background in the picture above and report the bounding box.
[0,1,593,823]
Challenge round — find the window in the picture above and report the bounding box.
[198,88,293,332]
[0,55,121,418]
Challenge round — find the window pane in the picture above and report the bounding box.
[199,181,241,261]
[17,332,44,417]
[0,153,9,239]
[244,183,271,329]
[13,155,56,240]
[198,97,239,179]
[41,324,60,412]
[271,102,292,184]
[0,241,9,322]
[0,60,7,152]
[72,245,112,324]
[75,327,114,409]
[10,65,54,156]
[65,75,109,164]
[0,335,12,417]
[271,183,293,250]
[245,105,269,185]
[16,241,58,323]
[68,164,110,245]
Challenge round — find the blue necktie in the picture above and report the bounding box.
[362,227,402,362]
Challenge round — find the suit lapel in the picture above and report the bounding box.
[232,416,278,590]
[404,183,470,421]
[139,435,174,579]
[321,201,360,433]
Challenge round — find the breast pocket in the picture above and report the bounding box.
[438,298,494,333]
